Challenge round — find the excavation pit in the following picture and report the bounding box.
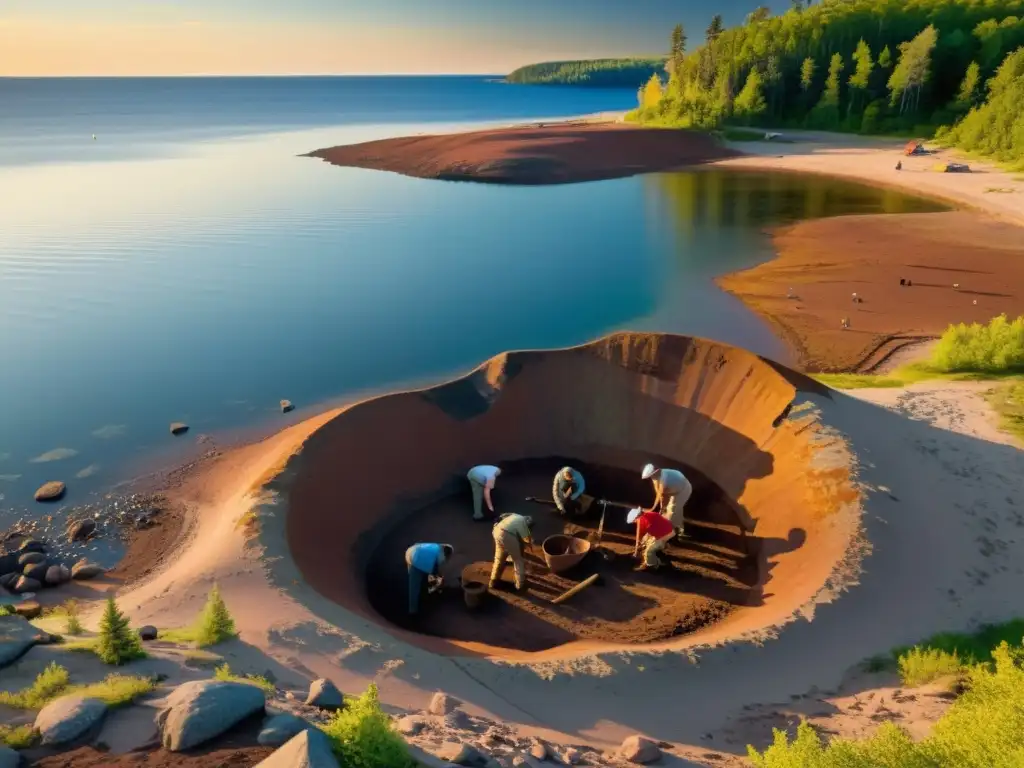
[285,333,861,660]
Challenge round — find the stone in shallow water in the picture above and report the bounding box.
[17,552,45,567]
[13,576,41,594]
[280,399,295,414]
[66,518,97,542]
[34,481,66,502]
[71,560,104,581]
[169,422,189,436]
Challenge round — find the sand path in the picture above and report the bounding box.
[91,375,1023,761]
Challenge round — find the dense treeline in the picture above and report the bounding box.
[631,0,1024,165]
[505,58,667,87]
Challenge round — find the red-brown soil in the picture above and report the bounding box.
[367,459,763,651]
[305,121,739,185]
[717,210,1024,372]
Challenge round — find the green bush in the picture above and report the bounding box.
[0,662,70,709]
[0,724,36,749]
[320,683,414,768]
[898,646,963,687]
[213,663,275,693]
[64,599,84,636]
[196,585,237,647]
[95,597,145,666]
[930,315,1024,373]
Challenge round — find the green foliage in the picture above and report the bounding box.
[320,683,414,768]
[95,596,145,666]
[888,25,939,113]
[0,662,71,709]
[0,724,36,750]
[930,314,1024,373]
[0,605,12,617]
[986,380,1024,443]
[750,631,1024,766]
[734,68,768,122]
[63,599,84,636]
[952,61,982,112]
[196,584,238,647]
[899,646,964,687]
[213,663,275,693]
[505,58,667,88]
[71,674,157,707]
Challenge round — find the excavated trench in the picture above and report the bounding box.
[285,333,861,659]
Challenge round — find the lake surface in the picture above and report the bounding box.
[0,76,946,526]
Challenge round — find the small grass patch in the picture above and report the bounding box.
[213,663,275,693]
[71,674,157,707]
[0,724,37,749]
[0,662,70,709]
[985,380,1024,444]
[813,373,907,389]
[320,682,415,768]
[0,662,155,710]
[898,646,964,688]
[161,585,237,648]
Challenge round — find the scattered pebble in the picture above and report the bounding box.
[169,422,189,436]
[34,481,66,502]
[280,399,295,414]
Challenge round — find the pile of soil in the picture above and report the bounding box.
[365,458,759,652]
[305,121,739,185]
[717,210,1024,372]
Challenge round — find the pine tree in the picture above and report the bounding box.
[878,46,893,71]
[848,39,874,118]
[706,15,724,44]
[196,584,237,647]
[95,597,144,665]
[888,25,938,114]
[734,69,768,123]
[953,61,981,112]
[800,57,816,92]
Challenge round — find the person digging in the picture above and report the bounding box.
[552,465,586,517]
[467,464,501,521]
[642,463,692,542]
[405,542,454,616]
[489,512,534,593]
[627,506,674,571]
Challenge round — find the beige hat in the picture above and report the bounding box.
[627,507,643,524]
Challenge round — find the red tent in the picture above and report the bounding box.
[904,140,924,156]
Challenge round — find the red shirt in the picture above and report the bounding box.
[636,510,674,540]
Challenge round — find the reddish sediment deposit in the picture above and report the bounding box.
[285,333,862,660]
[304,121,740,185]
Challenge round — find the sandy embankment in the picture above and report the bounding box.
[713,133,1024,372]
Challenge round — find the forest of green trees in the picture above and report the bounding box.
[631,0,1024,167]
[505,58,666,87]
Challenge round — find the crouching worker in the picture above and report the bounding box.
[405,542,454,616]
[627,507,674,571]
[552,466,586,517]
[467,464,501,521]
[489,513,534,593]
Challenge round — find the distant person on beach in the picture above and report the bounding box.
[628,506,674,570]
[552,466,586,517]
[405,542,454,615]
[489,513,534,592]
[467,464,501,521]
[642,463,692,540]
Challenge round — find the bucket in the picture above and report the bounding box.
[542,534,592,574]
[462,580,487,609]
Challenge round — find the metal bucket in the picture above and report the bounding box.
[542,534,592,574]
[462,580,487,610]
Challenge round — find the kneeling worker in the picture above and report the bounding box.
[642,463,692,540]
[405,542,454,615]
[627,506,674,570]
[467,464,501,521]
[552,466,586,517]
[489,512,534,592]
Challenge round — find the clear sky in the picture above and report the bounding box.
[0,0,764,76]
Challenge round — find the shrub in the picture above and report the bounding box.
[95,597,145,666]
[0,662,70,709]
[930,315,1024,373]
[320,683,414,768]
[64,599,84,636]
[898,646,963,687]
[213,663,275,693]
[0,724,36,749]
[72,674,157,707]
[196,585,237,647]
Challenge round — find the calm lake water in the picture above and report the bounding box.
[0,76,945,525]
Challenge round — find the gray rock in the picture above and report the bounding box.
[619,735,661,764]
[22,563,48,583]
[0,745,20,768]
[17,539,45,554]
[254,728,339,768]
[436,743,494,767]
[558,747,581,765]
[71,560,104,580]
[305,678,344,710]
[442,709,473,730]
[17,552,45,567]
[156,680,266,752]
[0,573,17,590]
[12,600,41,620]
[396,715,427,736]
[280,400,295,414]
[13,576,41,594]
[45,564,71,586]
[34,481,66,502]
[428,691,460,715]
[0,614,40,668]
[35,695,107,745]
[527,738,548,761]
[169,422,189,436]
[138,625,158,641]
[257,712,314,747]
[0,554,18,577]
[66,518,96,542]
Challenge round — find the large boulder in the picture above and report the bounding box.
[305,679,344,710]
[0,614,39,668]
[34,482,66,502]
[0,574,18,590]
[0,745,20,768]
[35,695,107,745]
[155,680,266,752]
[257,712,315,747]
[71,560,104,581]
[619,735,662,764]
[254,728,339,768]
[12,576,41,594]
[138,625,158,641]
[45,564,71,586]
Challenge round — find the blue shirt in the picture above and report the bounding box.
[553,467,585,513]
[408,543,443,574]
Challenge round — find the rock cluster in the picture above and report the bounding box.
[0,538,104,599]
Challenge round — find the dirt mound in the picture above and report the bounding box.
[304,122,739,185]
[285,333,862,660]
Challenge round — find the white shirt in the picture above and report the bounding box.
[468,465,500,488]
[657,468,691,496]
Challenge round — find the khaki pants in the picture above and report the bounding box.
[643,532,674,567]
[490,528,525,589]
[469,478,486,520]
[661,484,692,534]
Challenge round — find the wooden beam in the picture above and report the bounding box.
[551,573,600,605]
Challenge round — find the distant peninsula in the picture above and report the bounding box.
[505,58,666,88]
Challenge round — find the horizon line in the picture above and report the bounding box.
[0,73,510,80]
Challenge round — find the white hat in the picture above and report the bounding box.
[626,507,643,524]
[641,463,657,480]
